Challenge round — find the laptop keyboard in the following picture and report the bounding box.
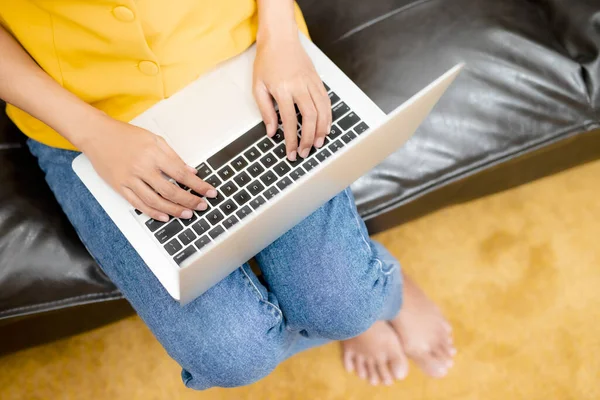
[138,83,370,266]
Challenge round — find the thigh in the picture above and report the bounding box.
[27,139,291,389]
[256,187,402,338]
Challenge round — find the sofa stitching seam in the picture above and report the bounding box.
[334,0,433,42]
[0,290,122,317]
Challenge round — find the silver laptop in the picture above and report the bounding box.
[73,33,463,304]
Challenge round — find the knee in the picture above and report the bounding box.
[303,296,381,340]
[288,258,394,340]
[161,309,284,389]
[180,336,281,390]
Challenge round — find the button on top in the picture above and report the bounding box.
[112,6,135,22]
[139,60,159,76]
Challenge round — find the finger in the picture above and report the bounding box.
[253,82,278,137]
[156,142,217,198]
[122,186,169,222]
[343,350,355,373]
[309,80,331,148]
[376,358,394,386]
[365,359,380,386]
[273,91,299,160]
[150,172,209,211]
[293,87,317,157]
[130,179,192,219]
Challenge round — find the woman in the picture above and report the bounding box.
[0,0,455,388]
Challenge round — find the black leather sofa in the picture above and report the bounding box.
[2,0,600,333]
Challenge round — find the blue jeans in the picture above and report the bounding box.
[28,139,403,390]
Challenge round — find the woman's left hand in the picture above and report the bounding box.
[253,33,331,162]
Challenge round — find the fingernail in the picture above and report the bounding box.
[384,378,393,386]
[206,189,218,198]
[266,123,274,137]
[186,165,197,174]
[326,124,331,135]
[446,360,454,368]
[181,209,193,219]
[450,348,457,356]
[196,202,207,211]
[315,137,324,148]
[300,148,310,158]
[288,151,297,162]
[158,214,169,222]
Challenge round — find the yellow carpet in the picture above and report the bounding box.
[2,159,600,400]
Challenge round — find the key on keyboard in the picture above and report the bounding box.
[248,162,265,177]
[196,162,212,179]
[233,171,251,187]
[219,199,238,215]
[195,235,212,250]
[223,215,239,229]
[207,122,268,170]
[260,170,277,186]
[273,161,291,177]
[231,156,248,171]
[164,239,182,256]
[233,189,251,205]
[209,226,226,239]
[178,229,196,246]
[174,246,196,265]
[329,140,344,153]
[332,102,350,122]
[221,181,238,197]
[192,219,210,236]
[247,180,265,196]
[155,220,183,244]
[236,205,253,220]
[338,112,361,131]
[263,186,280,200]
[244,147,261,162]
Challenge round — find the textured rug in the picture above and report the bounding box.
[1,158,599,400]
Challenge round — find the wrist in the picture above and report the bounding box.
[256,0,298,45]
[58,104,109,152]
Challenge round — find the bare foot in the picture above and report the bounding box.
[341,321,409,386]
[390,273,456,378]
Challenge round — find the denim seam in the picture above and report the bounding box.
[240,265,283,319]
[343,189,390,275]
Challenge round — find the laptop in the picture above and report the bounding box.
[72,33,463,304]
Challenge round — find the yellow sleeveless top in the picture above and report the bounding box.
[0,1,308,150]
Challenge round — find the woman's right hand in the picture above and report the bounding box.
[79,113,216,222]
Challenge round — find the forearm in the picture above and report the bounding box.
[0,25,103,149]
[256,0,298,44]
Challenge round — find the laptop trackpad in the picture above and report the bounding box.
[151,70,261,167]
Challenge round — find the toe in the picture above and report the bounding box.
[343,350,355,373]
[435,339,454,361]
[441,319,452,333]
[366,359,380,386]
[376,358,394,386]
[389,350,409,380]
[436,326,456,361]
[355,355,367,380]
[411,349,448,378]
[428,352,451,378]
